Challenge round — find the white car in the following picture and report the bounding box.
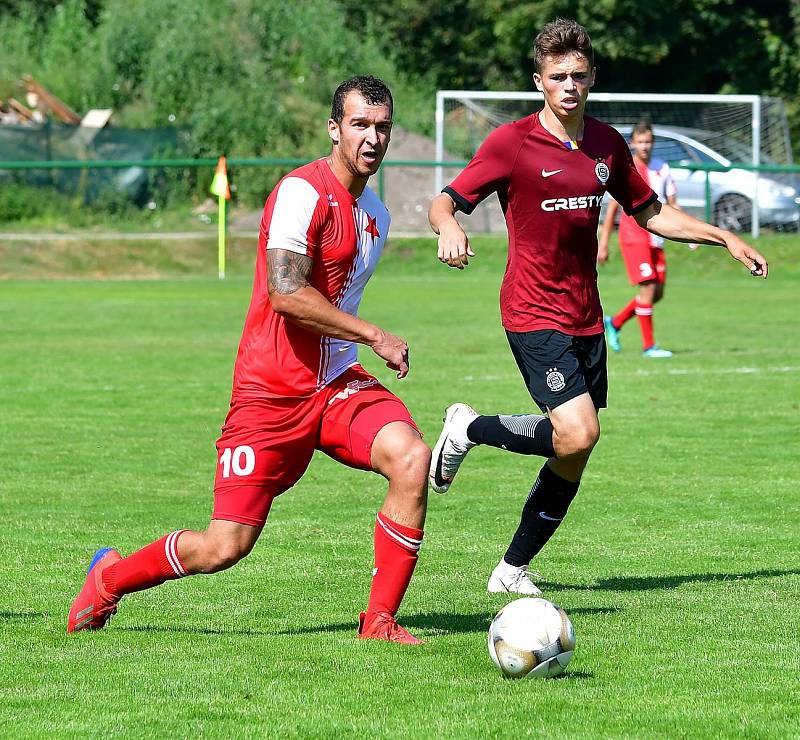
[612,124,800,231]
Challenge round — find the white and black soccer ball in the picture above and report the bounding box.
[487,597,576,679]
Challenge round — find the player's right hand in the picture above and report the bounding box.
[370,331,409,379]
[597,242,609,264]
[437,220,475,270]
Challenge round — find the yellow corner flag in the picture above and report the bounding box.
[210,155,231,200]
[210,156,230,279]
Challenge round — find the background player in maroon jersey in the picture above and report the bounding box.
[68,76,431,644]
[427,19,768,595]
[598,120,687,358]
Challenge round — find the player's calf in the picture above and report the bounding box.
[181,527,259,574]
[466,413,555,457]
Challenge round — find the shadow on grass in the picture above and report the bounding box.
[0,611,46,621]
[277,606,619,637]
[554,669,594,681]
[57,568,795,637]
[117,624,274,637]
[546,568,798,593]
[106,606,620,638]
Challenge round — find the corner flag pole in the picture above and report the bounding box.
[210,155,231,279]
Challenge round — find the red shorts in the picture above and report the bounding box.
[621,241,667,286]
[212,365,419,527]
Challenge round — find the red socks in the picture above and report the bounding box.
[612,298,637,330]
[613,297,656,349]
[366,512,423,618]
[635,298,655,349]
[100,517,424,621]
[102,530,188,598]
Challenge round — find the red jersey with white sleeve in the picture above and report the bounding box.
[618,157,677,249]
[444,113,657,335]
[232,158,390,399]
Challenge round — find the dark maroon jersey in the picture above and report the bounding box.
[445,113,657,335]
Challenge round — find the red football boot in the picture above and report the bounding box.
[358,611,424,645]
[67,548,122,633]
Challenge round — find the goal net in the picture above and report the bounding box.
[435,91,796,235]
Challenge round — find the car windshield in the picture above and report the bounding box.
[690,130,779,164]
[613,124,783,166]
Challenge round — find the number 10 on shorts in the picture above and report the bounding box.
[219,445,256,478]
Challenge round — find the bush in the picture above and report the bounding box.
[0,182,49,222]
[0,179,97,223]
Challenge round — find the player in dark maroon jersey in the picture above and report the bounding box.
[67,76,430,644]
[428,19,768,595]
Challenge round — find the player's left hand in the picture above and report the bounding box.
[725,236,768,278]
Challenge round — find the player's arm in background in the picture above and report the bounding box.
[268,249,409,378]
[597,197,620,264]
[429,193,475,269]
[633,201,768,277]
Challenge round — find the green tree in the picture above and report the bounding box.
[0,0,435,204]
[336,0,800,138]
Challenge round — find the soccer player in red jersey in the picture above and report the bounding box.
[428,19,768,595]
[67,76,430,644]
[599,120,683,357]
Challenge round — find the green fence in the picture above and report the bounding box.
[0,156,467,203]
[2,156,799,236]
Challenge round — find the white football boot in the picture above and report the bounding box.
[487,560,543,596]
[429,403,480,493]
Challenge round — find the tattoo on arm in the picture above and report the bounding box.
[267,249,313,294]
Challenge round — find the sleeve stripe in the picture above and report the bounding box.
[442,186,476,215]
[626,191,659,216]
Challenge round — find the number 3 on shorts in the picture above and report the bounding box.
[219,445,256,478]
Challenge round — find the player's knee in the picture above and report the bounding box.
[556,424,599,459]
[383,437,430,485]
[398,438,432,485]
[198,536,251,574]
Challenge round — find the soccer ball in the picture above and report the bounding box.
[487,597,576,679]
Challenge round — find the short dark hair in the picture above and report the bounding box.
[330,75,393,123]
[631,119,654,138]
[533,18,594,74]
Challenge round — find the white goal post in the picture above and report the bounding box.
[435,91,796,237]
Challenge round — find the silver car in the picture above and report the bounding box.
[612,124,800,231]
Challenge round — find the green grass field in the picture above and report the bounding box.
[1,234,798,737]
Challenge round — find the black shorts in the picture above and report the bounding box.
[506,329,608,412]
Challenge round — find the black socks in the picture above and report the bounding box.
[467,414,555,458]
[503,463,580,567]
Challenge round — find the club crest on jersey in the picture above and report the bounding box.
[545,367,566,392]
[595,161,610,185]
